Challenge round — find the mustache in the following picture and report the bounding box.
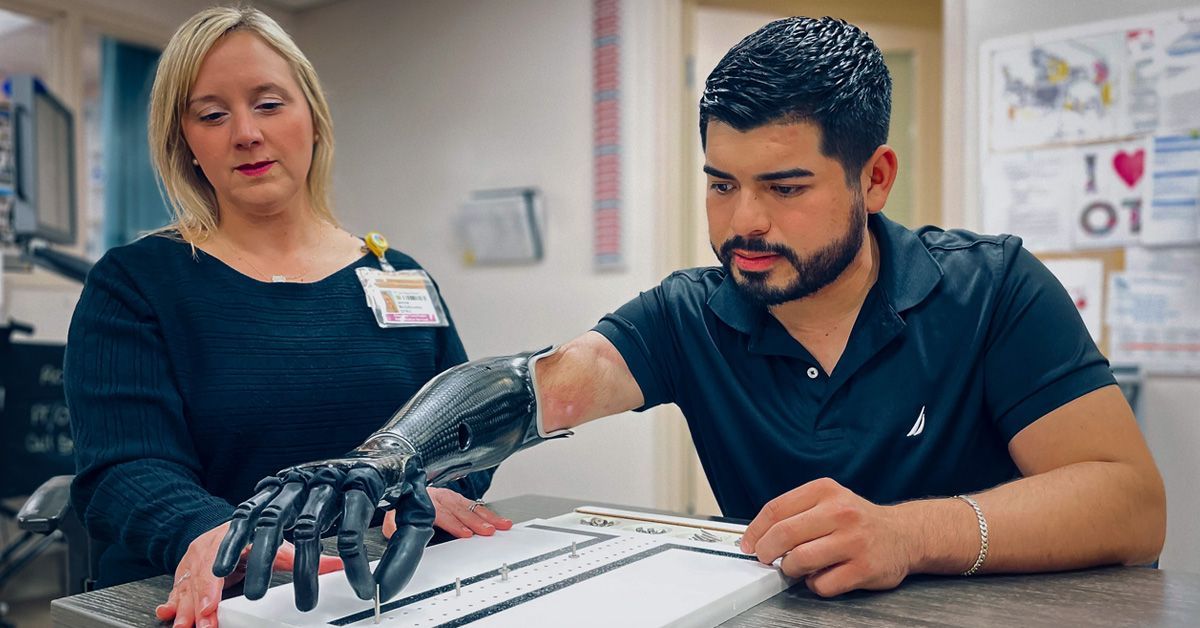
[717,236,801,267]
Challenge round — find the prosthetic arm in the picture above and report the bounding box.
[212,347,568,611]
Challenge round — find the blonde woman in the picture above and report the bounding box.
[64,7,507,627]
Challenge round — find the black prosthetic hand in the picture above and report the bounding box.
[213,347,569,611]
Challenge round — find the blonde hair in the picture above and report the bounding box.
[148,6,336,243]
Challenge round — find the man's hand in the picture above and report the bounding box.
[383,488,513,539]
[740,478,919,598]
[157,521,342,628]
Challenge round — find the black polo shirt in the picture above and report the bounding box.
[593,213,1115,520]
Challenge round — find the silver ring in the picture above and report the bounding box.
[468,499,486,513]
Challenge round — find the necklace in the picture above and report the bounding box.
[220,228,328,283]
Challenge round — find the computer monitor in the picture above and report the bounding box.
[8,74,76,245]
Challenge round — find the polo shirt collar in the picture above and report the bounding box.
[872,213,943,313]
[707,212,943,339]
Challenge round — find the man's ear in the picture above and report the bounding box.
[859,145,898,214]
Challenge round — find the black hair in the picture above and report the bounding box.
[699,16,892,182]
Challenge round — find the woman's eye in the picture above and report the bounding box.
[199,112,225,123]
[258,101,283,112]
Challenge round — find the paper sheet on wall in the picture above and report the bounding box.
[988,32,1127,151]
[1043,259,1106,343]
[1143,133,1200,245]
[1072,139,1148,249]
[1153,10,1200,131]
[1107,270,1200,374]
[982,150,1076,252]
[1125,244,1200,272]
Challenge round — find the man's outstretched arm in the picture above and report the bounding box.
[536,331,646,432]
[217,331,645,609]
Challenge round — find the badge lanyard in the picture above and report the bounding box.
[357,232,448,328]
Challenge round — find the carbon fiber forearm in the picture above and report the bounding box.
[358,346,568,486]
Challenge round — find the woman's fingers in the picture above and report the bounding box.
[383,509,397,539]
[155,587,179,621]
[427,487,513,537]
[195,609,218,628]
[456,506,500,536]
[172,586,196,628]
[273,540,296,571]
[470,503,514,533]
[433,507,475,538]
[318,554,345,574]
[195,577,221,617]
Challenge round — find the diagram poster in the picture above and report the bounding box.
[1072,139,1147,249]
[989,31,1127,150]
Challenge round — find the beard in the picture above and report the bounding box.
[716,193,867,307]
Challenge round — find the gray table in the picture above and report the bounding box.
[51,494,1200,627]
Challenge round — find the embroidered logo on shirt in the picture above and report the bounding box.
[906,406,926,437]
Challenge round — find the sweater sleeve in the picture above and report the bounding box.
[65,252,234,574]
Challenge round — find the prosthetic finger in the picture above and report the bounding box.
[375,523,435,602]
[213,479,281,577]
[375,469,436,601]
[337,487,378,600]
[243,478,307,600]
[292,470,341,612]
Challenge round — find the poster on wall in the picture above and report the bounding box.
[1143,133,1200,246]
[1072,139,1147,249]
[989,31,1128,151]
[1107,270,1200,374]
[981,149,1076,252]
[1152,9,1200,132]
[985,8,1200,153]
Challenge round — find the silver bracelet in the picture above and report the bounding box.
[955,494,989,576]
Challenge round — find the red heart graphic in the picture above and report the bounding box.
[1113,149,1145,188]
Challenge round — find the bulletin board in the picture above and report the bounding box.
[979,7,1200,374]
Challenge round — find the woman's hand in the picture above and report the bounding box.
[155,521,343,628]
[384,487,513,540]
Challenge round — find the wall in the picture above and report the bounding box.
[948,0,1200,573]
[293,0,673,508]
[0,0,295,45]
[0,0,296,342]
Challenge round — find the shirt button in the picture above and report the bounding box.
[806,367,819,379]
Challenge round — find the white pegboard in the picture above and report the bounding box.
[220,507,790,628]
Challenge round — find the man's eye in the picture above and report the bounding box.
[709,182,734,194]
[772,185,806,196]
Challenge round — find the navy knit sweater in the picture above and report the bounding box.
[64,234,492,587]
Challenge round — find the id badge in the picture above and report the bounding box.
[356,268,449,328]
